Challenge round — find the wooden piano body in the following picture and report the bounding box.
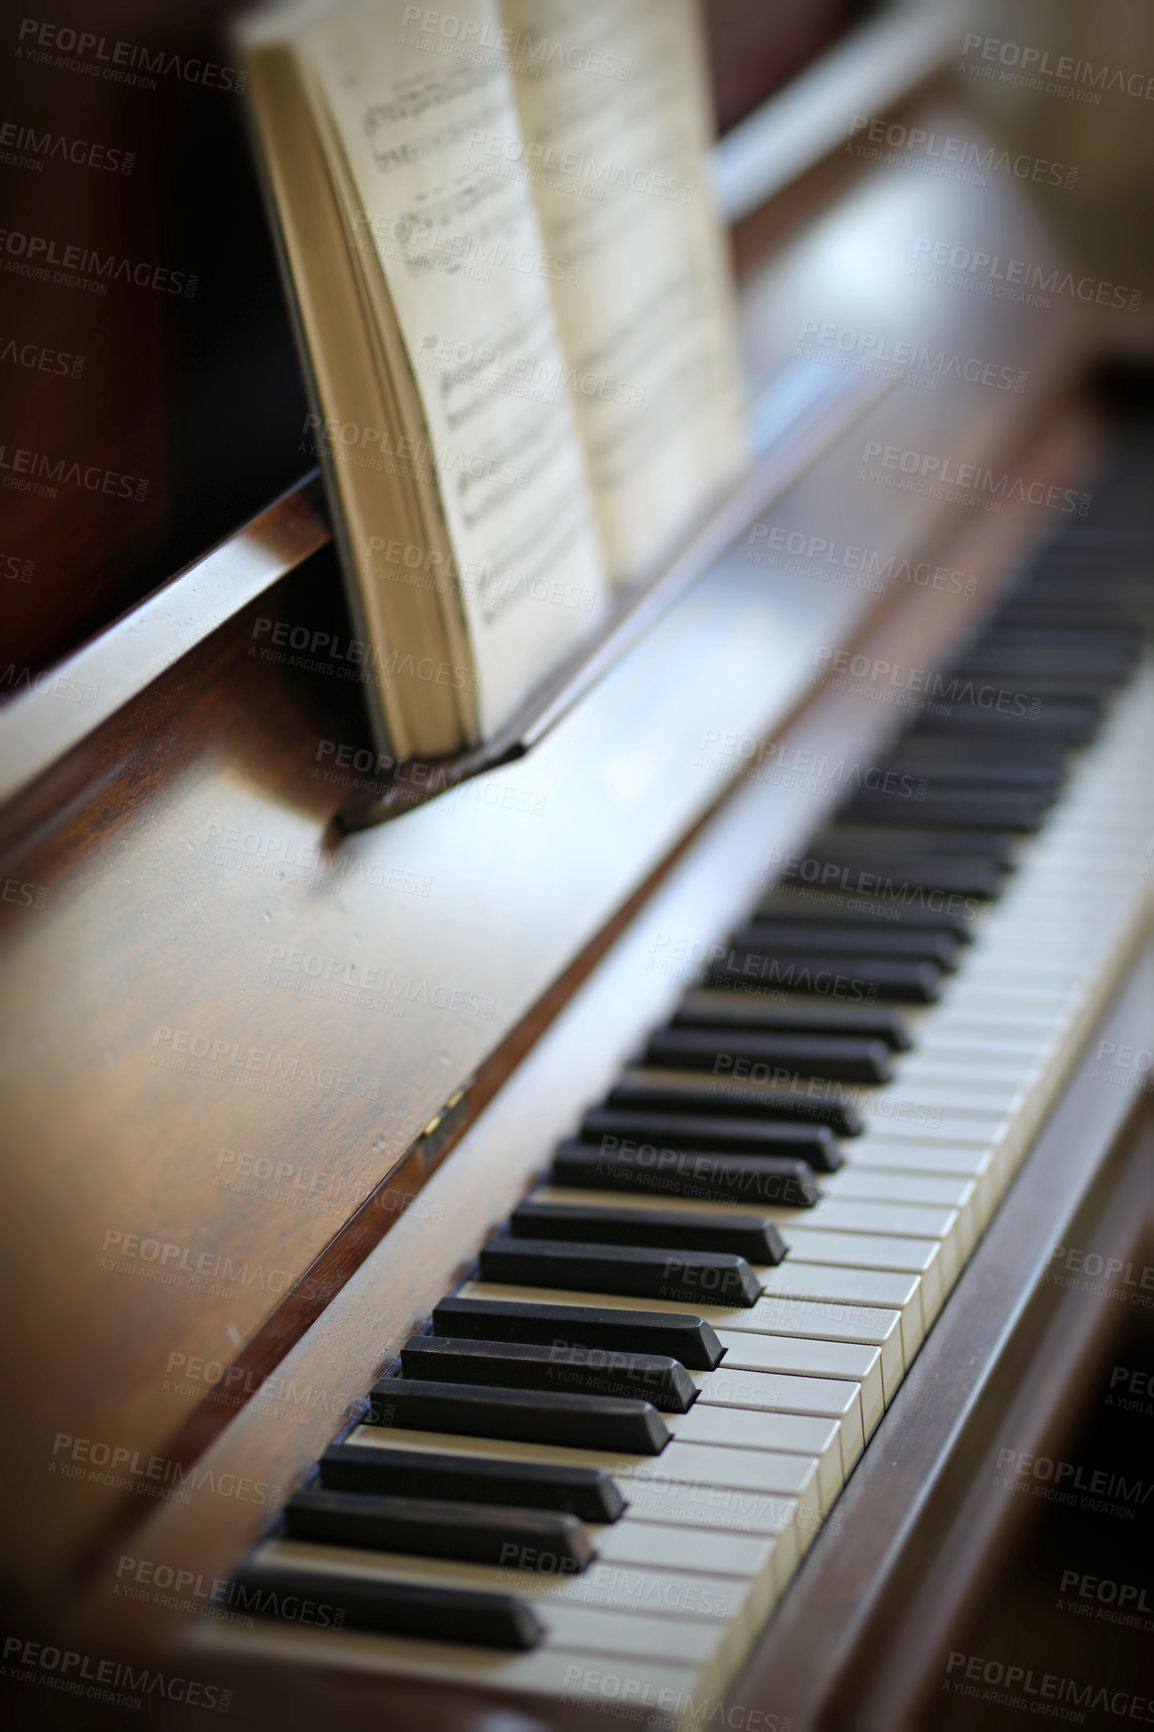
[0,19,1151,1730]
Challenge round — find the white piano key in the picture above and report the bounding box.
[531,1183,804,1226]
[791,1199,963,1292]
[456,1279,905,1405]
[617,1480,820,1606]
[1008,871,1136,898]
[856,1108,1010,1151]
[985,930,1129,963]
[717,1296,905,1404]
[327,1413,814,1600]
[867,1078,1026,1117]
[342,1422,830,1524]
[908,1014,1066,1047]
[821,1169,979,1260]
[958,967,1092,994]
[674,1395,843,1449]
[820,1168,975,1208]
[773,1230,946,1325]
[619,1473,806,1555]
[975,961,1104,990]
[997,866,1142,900]
[858,1102,1031,1202]
[902,1016,1056,1053]
[979,897,1120,925]
[678,1376,864,1476]
[757,1262,925,1361]
[965,959,1100,987]
[668,1399,844,1466]
[453,1276,755,1318]
[1026,826,1149,859]
[935,986,1083,1021]
[775,1196,958,1241]
[454,1276,783,1329]
[520,1599,741,1675]
[623,1440,833,1519]
[966,927,1109,959]
[616,1476,813,1628]
[838,1137,1000,1227]
[456,1283,884,1447]
[196,1617,706,1710]
[586,1522,783,1636]
[898,1051,1048,1088]
[232,1539,744,1688]
[256,1534,750,1625]
[892,1058,1033,1097]
[711,1328,885,1439]
[590,1516,777,1582]
[849,1128,1008,1213]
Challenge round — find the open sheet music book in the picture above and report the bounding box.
[242,0,747,761]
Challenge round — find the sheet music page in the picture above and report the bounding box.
[495,0,749,581]
[297,0,610,737]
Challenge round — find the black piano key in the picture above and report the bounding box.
[582,1105,842,1169]
[228,1562,543,1650]
[706,947,944,1004]
[882,734,1068,770]
[674,989,916,1044]
[1005,600,1138,620]
[994,614,1138,642]
[950,645,1134,679]
[607,1076,861,1140]
[910,704,1099,745]
[509,1198,787,1264]
[977,622,1142,653]
[977,613,1140,631]
[641,1027,893,1084]
[919,685,1103,721]
[433,1295,726,1371]
[728,921,962,969]
[368,1375,672,1455]
[985,610,1144,630]
[478,1235,762,1310]
[986,580,1140,601]
[994,617,1140,641]
[320,1441,626,1522]
[947,665,1114,698]
[552,1140,820,1208]
[950,673,1122,705]
[997,614,1146,640]
[751,893,975,943]
[817,824,1018,863]
[779,851,1004,900]
[401,1335,699,1413]
[283,1487,595,1571]
[838,789,1049,831]
[881,755,1065,793]
[942,654,1115,682]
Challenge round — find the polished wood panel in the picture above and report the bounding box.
[0,473,329,807]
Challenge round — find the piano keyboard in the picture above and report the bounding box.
[199,502,1153,1722]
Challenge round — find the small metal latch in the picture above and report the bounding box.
[418,1082,472,1170]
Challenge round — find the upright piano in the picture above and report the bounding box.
[0,4,1151,1729]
